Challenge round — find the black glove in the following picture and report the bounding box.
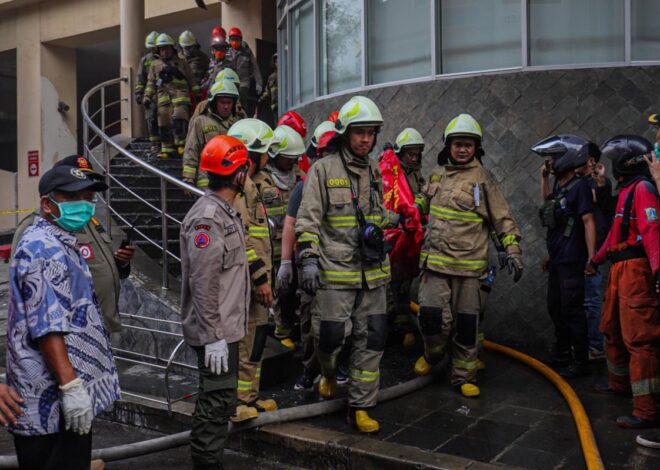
[164,65,185,80]
[159,69,173,84]
[497,250,508,270]
[135,94,143,105]
[301,257,321,295]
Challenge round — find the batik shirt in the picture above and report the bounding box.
[7,216,120,436]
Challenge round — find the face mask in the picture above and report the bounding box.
[214,50,226,60]
[230,40,241,50]
[50,199,96,232]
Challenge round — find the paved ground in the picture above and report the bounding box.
[292,347,660,470]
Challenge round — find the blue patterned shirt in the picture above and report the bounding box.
[7,216,120,436]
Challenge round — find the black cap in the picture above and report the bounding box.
[54,155,103,181]
[39,165,109,196]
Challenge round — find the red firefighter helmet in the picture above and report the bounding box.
[327,111,339,123]
[277,111,307,139]
[200,135,248,176]
[228,27,242,39]
[212,26,226,39]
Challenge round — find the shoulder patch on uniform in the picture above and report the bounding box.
[79,243,95,260]
[202,125,218,134]
[195,224,211,231]
[194,231,211,248]
[203,204,217,219]
[326,178,351,188]
[644,207,658,222]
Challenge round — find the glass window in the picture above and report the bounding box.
[291,0,314,104]
[367,0,432,85]
[632,0,660,61]
[440,0,521,74]
[529,0,624,66]
[320,0,362,94]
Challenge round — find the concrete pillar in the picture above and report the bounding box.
[120,0,144,138]
[221,0,262,51]
[15,5,42,216]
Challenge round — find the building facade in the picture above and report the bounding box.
[0,0,275,230]
[278,0,660,344]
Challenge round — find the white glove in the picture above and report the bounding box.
[205,339,229,375]
[59,378,93,435]
[256,84,263,96]
[277,260,294,290]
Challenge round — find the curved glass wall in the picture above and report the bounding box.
[278,0,660,108]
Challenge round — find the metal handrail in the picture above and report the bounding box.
[81,77,202,414]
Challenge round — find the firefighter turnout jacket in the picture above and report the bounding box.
[182,109,241,187]
[296,149,398,290]
[420,160,521,277]
[144,56,195,110]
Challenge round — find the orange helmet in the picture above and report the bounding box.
[277,111,307,138]
[327,111,339,123]
[212,26,226,39]
[200,135,248,176]
[228,27,242,38]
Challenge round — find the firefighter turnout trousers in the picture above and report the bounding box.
[418,271,481,386]
[191,343,238,469]
[311,285,387,408]
[601,258,660,421]
[237,298,270,404]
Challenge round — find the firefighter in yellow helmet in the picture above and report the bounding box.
[135,31,160,154]
[227,119,278,422]
[178,30,209,101]
[295,96,398,433]
[182,79,241,191]
[143,33,195,158]
[414,114,523,398]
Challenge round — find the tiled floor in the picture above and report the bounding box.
[299,348,660,470]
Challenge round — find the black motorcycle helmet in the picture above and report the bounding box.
[530,134,596,175]
[600,135,652,180]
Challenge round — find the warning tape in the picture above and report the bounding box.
[0,208,35,216]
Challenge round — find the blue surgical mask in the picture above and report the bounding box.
[50,199,96,232]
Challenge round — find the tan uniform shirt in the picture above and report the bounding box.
[182,109,240,186]
[295,148,398,290]
[421,161,521,277]
[180,191,250,346]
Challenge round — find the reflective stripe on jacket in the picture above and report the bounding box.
[420,161,520,277]
[295,149,398,290]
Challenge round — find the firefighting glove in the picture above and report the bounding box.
[277,260,294,290]
[497,250,508,270]
[301,257,322,295]
[59,378,93,435]
[505,244,524,283]
[135,94,143,105]
[142,97,152,108]
[205,339,229,375]
[256,83,263,96]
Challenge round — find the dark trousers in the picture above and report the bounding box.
[14,428,92,470]
[191,342,238,470]
[547,262,589,363]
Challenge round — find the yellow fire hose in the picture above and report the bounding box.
[410,302,604,470]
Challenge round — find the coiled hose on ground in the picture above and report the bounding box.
[0,311,605,469]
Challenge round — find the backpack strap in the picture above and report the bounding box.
[619,177,659,243]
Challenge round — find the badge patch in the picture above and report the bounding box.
[326,178,350,188]
[224,223,238,235]
[79,244,95,260]
[645,207,658,222]
[195,224,211,231]
[194,232,211,248]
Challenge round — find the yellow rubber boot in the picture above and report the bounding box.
[349,410,380,434]
[460,383,480,398]
[280,338,295,350]
[254,399,278,412]
[402,332,416,348]
[230,404,259,423]
[476,359,486,371]
[414,356,432,376]
[318,376,337,399]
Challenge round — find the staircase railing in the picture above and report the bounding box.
[81,77,203,413]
